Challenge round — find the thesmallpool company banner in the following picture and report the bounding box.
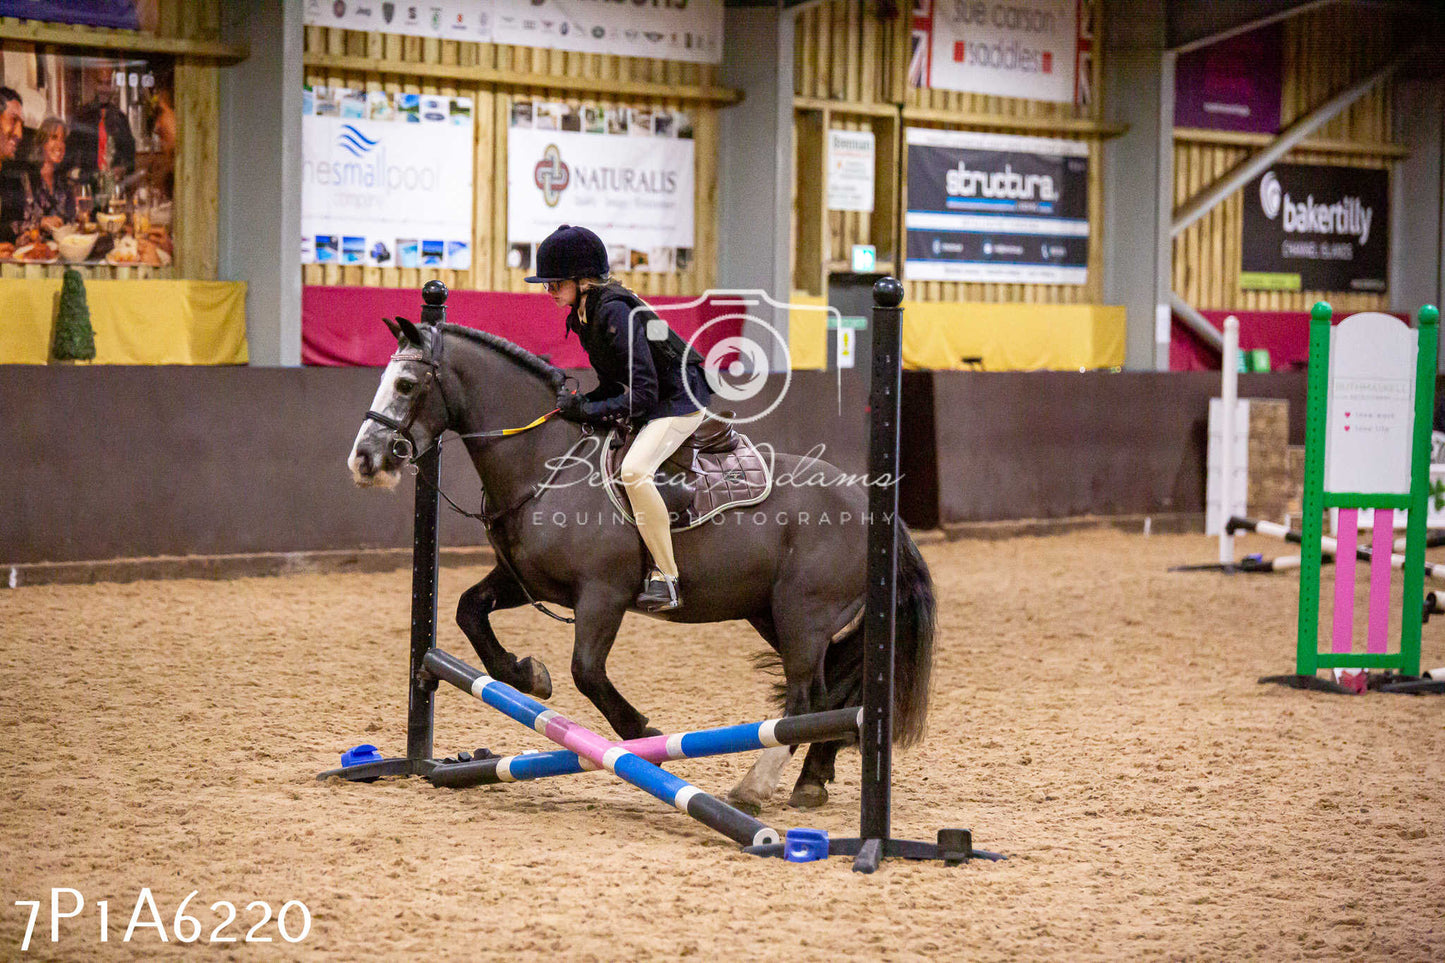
[904,127,1089,284]
[507,102,694,273]
[1241,163,1388,293]
[302,0,723,65]
[301,87,475,269]
[910,0,1079,104]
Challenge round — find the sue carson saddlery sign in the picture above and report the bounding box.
[827,129,875,212]
[904,127,1089,284]
[507,102,694,273]
[1241,164,1388,293]
[911,0,1080,104]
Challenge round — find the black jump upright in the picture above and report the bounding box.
[316,283,451,784]
[849,278,1002,870]
[742,277,1003,871]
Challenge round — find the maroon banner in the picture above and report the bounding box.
[1169,308,1407,372]
[1174,24,1282,134]
[302,285,744,367]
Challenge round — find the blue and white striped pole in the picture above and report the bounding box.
[430,706,862,788]
[423,649,781,848]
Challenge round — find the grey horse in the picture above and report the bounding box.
[347,311,934,812]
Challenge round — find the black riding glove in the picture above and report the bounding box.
[556,388,591,423]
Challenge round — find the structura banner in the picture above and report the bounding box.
[904,127,1089,284]
[1241,163,1388,293]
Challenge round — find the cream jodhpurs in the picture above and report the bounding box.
[618,409,707,579]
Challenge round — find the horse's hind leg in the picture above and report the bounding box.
[726,613,800,817]
[786,662,835,809]
[456,566,552,699]
[791,740,842,810]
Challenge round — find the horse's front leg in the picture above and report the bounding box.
[570,586,658,740]
[456,566,552,699]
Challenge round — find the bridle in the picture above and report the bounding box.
[365,334,444,463]
[361,323,578,624]
[364,324,561,464]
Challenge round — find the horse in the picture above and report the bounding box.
[347,305,935,813]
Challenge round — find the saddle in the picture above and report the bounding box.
[601,411,773,531]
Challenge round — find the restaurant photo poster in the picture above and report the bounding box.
[1241,163,1389,293]
[0,46,176,267]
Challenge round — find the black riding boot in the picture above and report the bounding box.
[637,571,681,612]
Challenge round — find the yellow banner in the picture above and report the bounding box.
[901,302,1126,371]
[0,279,248,365]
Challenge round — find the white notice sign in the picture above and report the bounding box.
[1324,312,1418,496]
[827,129,875,212]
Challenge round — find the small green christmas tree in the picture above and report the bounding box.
[52,268,96,362]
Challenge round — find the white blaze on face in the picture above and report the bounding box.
[348,351,422,489]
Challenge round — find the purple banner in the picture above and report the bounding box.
[0,1,139,30]
[1175,23,1282,134]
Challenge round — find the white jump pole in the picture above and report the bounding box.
[1219,316,1241,567]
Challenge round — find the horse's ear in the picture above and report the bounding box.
[383,317,402,342]
[395,316,423,347]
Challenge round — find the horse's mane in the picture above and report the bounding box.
[439,323,566,390]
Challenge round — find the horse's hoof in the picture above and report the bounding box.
[638,726,663,738]
[519,657,552,700]
[787,784,828,810]
[726,788,767,817]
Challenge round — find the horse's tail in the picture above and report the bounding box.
[797,524,935,746]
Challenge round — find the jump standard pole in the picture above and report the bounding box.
[317,283,450,784]
[741,277,1004,870]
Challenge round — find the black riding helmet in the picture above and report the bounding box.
[524,224,609,283]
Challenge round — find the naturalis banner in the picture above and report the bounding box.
[904,127,1089,284]
[910,0,1080,104]
[301,87,475,269]
[1241,164,1388,293]
[302,0,723,65]
[507,102,695,273]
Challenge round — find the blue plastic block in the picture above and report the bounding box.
[341,744,384,767]
[784,828,830,863]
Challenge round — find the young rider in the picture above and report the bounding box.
[526,224,711,612]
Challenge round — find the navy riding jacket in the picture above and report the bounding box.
[566,284,711,422]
